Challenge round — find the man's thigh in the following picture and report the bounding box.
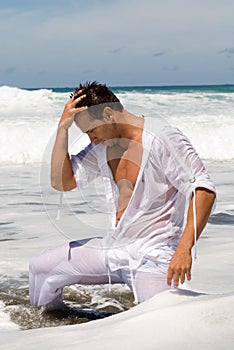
[30,237,119,284]
[134,270,170,302]
[67,237,121,284]
[119,259,170,303]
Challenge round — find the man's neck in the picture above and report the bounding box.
[115,110,144,147]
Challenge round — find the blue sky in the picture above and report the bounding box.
[0,0,234,87]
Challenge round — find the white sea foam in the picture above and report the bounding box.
[0,301,18,330]
[0,86,234,164]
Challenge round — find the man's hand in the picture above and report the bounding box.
[59,91,87,130]
[167,248,192,287]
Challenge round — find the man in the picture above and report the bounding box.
[29,82,216,309]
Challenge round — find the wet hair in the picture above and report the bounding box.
[73,81,123,119]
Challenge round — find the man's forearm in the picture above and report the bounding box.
[50,126,76,191]
[177,187,216,251]
[167,187,216,286]
[50,93,87,191]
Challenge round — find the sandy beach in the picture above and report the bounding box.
[0,160,233,349]
[1,291,234,350]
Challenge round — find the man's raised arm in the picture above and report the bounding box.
[50,93,87,191]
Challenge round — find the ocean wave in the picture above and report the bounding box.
[0,85,234,164]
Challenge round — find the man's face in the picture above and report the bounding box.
[74,111,118,145]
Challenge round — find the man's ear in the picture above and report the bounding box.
[102,106,114,123]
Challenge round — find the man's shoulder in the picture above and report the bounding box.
[144,116,180,139]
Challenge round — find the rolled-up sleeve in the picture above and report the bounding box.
[158,126,216,212]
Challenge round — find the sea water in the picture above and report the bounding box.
[0,84,234,330]
[1,84,234,164]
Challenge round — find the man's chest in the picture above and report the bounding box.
[106,143,143,188]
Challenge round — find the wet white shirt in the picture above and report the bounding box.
[71,117,216,273]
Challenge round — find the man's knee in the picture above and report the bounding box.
[29,250,49,275]
[29,254,39,275]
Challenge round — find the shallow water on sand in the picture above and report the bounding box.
[0,161,234,330]
[0,281,134,330]
[0,164,135,329]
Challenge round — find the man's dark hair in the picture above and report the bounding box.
[73,81,123,119]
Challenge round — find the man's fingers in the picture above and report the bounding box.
[72,93,86,106]
[167,264,181,287]
[186,269,191,281]
[167,251,192,287]
[173,271,180,287]
[180,271,186,284]
[76,88,84,96]
[167,267,191,287]
[167,268,173,286]
[75,92,86,100]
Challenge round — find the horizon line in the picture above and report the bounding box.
[6,82,234,90]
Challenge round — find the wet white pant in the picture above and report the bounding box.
[29,238,170,308]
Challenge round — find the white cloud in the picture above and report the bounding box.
[0,0,234,86]
[219,47,234,55]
